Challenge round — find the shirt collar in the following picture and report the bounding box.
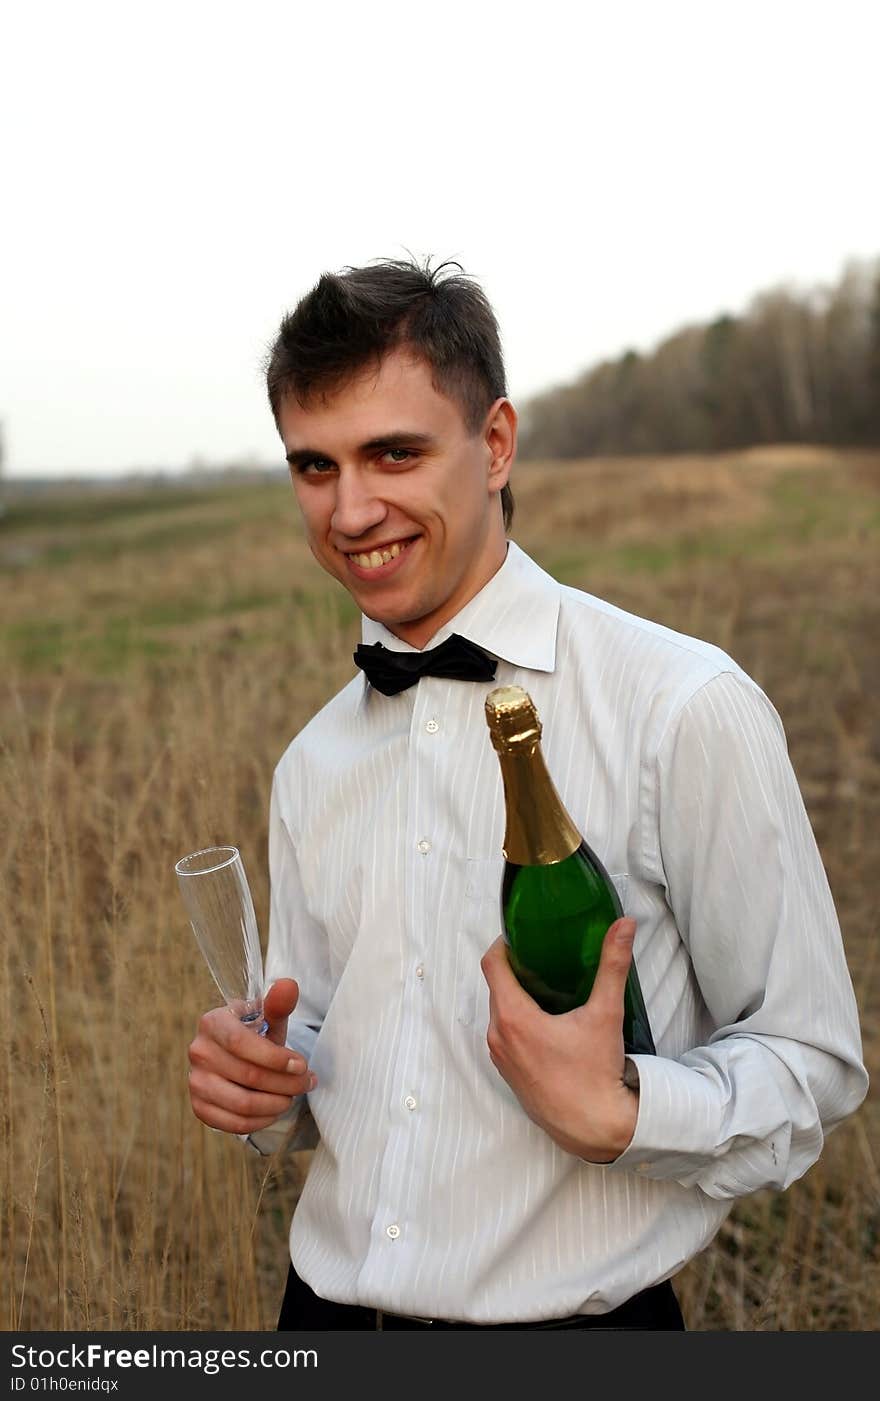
[357,540,560,701]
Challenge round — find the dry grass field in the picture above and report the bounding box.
[1,444,878,1331]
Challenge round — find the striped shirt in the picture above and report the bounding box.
[249,539,867,1323]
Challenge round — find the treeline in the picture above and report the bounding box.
[517,257,880,457]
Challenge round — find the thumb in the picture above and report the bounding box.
[588,919,635,1019]
[263,977,299,1046]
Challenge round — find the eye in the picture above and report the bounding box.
[382,449,412,465]
[295,458,336,476]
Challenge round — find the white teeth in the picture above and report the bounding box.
[350,540,406,569]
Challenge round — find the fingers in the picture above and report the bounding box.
[188,1052,316,1134]
[188,1002,318,1134]
[481,936,547,1049]
[587,919,635,1020]
[264,978,300,1046]
[195,1005,301,1073]
[188,1001,318,1136]
[188,1027,311,1096]
[480,937,532,1005]
[482,922,636,1028]
[480,936,508,978]
[189,1068,298,1125]
[188,1093,292,1136]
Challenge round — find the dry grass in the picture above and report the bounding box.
[1,446,877,1330]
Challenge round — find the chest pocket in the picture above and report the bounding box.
[456,860,629,1027]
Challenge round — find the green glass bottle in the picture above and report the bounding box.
[485,685,655,1057]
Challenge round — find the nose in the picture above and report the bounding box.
[330,467,387,541]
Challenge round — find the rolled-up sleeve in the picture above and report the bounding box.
[611,670,868,1197]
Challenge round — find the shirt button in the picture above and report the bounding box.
[386,1224,400,1240]
[417,839,431,854]
[404,1095,417,1111]
[415,965,425,980]
[426,719,439,733]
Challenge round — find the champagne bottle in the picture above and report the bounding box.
[485,685,655,1057]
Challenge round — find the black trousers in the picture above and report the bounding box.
[277,1259,685,1331]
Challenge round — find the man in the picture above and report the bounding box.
[187,257,868,1330]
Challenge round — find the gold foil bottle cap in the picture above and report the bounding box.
[485,685,542,753]
[485,684,580,862]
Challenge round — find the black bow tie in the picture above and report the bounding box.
[353,633,498,696]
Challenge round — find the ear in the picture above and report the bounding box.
[484,398,517,494]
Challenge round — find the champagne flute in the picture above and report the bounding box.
[175,845,268,1034]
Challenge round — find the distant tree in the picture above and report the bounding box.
[870,267,880,439]
[516,254,880,459]
[699,315,740,448]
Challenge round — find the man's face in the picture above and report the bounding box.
[277,346,516,649]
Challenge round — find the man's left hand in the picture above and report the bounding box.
[480,918,640,1162]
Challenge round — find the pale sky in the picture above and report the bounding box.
[2,0,878,477]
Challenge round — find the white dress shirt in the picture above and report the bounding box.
[249,540,867,1324]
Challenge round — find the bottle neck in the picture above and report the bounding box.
[496,740,581,865]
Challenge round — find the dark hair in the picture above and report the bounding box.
[265,254,514,530]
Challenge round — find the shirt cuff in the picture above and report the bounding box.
[599,1053,725,1180]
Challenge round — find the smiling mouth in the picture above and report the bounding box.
[344,537,418,571]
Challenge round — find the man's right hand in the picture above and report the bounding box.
[188,978,316,1135]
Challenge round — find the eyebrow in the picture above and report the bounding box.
[285,431,439,467]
